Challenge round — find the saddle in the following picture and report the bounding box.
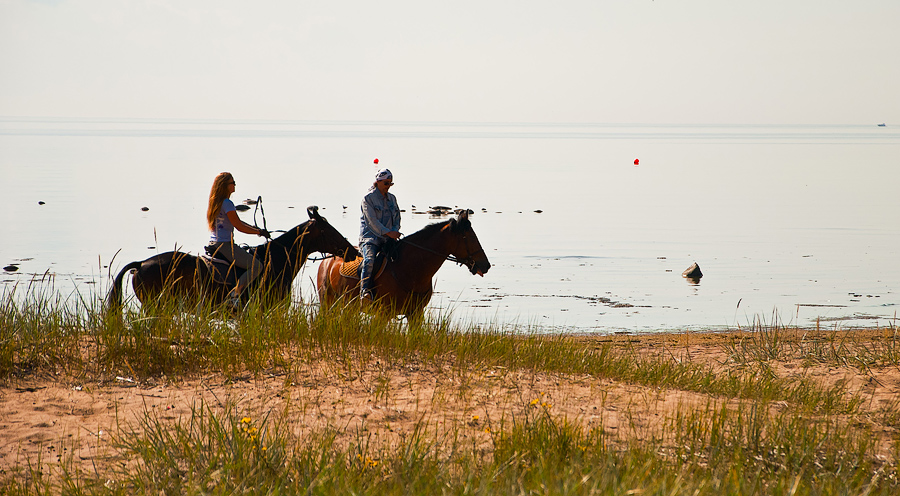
[339,240,399,280]
[201,245,249,286]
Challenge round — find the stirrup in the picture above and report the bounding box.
[226,292,243,310]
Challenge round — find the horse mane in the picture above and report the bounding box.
[403,216,470,244]
[271,219,312,248]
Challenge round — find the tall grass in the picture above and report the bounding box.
[725,314,900,369]
[0,284,871,413]
[2,282,899,494]
[0,282,87,378]
[5,398,897,495]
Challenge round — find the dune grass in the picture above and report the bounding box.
[1,283,898,494]
[5,396,896,495]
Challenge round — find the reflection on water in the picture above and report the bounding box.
[1,119,899,333]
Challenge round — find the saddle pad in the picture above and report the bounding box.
[338,255,387,280]
[339,256,363,277]
[200,256,239,286]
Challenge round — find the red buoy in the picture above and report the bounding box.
[634,159,639,166]
[374,158,379,164]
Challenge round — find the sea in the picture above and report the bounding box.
[1,118,898,333]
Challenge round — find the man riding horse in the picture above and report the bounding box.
[359,165,401,302]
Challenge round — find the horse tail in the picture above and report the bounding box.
[106,261,142,309]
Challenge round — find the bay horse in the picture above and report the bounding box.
[107,206,359,309]
[316,210,491,318]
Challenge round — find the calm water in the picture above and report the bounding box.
[1,118,898,332]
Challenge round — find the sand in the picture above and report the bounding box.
[2,330,898,482]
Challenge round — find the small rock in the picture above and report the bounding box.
[141,206,150,211]
[38,201,46,205]
[235,204,251,212]
[534,209,543,213]
[682,262,703,279]
[3,265,19,272]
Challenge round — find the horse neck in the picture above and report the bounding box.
[270,222,314,277]
[396,228,453,279]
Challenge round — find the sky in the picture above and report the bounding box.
[1,0,899,125]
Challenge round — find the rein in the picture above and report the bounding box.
[399,237,483,270]
[252,196,287,235]
[383,237,482,297]
[307,254,339,262]
[252,199,338,263]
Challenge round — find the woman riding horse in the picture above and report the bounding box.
[317,210,490,318]
[207,172,270,307]
[107,206,358,310]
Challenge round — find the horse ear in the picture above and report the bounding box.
[307,206,320,219]
[452,209,472,232]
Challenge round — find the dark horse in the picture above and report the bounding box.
[317,210,491,318]
[107,206,359,309]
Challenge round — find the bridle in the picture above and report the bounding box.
[400,229,485,273]
[252,196,287,236]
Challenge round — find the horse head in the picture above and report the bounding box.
[306,205,360,262]
[447,210,491,276]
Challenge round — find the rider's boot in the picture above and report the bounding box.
[359,279,375,303]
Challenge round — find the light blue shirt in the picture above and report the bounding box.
[210,198,237,243]
[360,188,400,246]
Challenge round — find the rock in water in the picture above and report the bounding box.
[682,262,703,279]
[3,265,19,272]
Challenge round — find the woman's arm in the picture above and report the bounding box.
[226,210,266,236]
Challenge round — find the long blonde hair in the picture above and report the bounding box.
[207,172,234,231]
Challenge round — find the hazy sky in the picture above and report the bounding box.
[1,0,898,124]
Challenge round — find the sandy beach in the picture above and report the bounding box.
[3,329,898,482]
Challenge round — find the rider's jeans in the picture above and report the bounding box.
[208,241,263,293]
[359,241,380,296]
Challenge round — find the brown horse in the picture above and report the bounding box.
[107,206,359,309]
[316,210,491,318]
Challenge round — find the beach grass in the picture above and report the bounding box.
[1,283,898,494]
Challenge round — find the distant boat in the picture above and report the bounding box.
[877,123,886,127]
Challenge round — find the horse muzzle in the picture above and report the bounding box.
[469,259,491,277]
